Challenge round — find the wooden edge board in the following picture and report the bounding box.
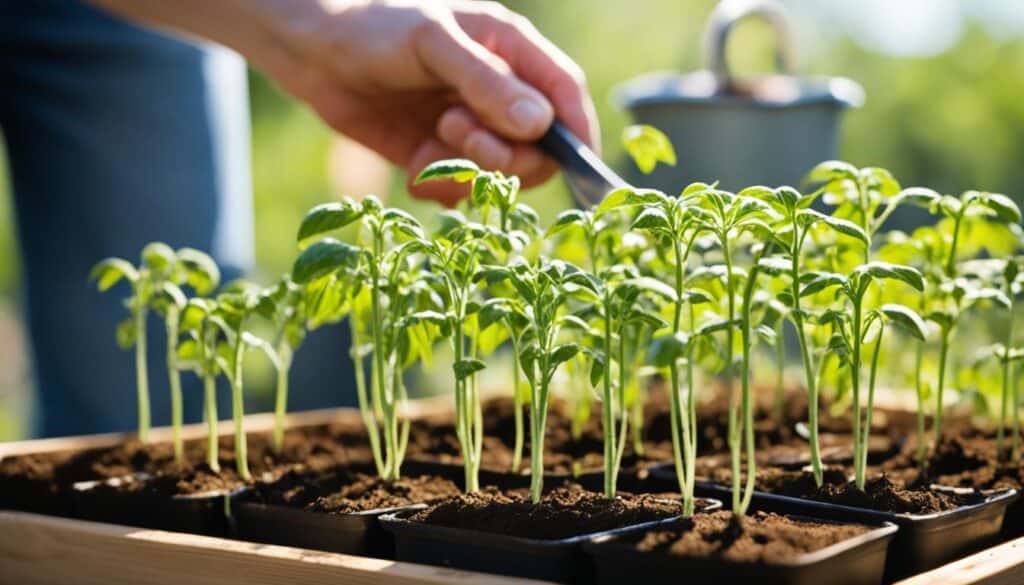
[0,393,452,458]
[0,511,552,585]
[893,536,1024,585]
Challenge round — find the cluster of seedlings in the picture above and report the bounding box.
[91,126,1023,520]
[75,127,1023,585]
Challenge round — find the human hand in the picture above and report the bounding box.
[249,0,599,205]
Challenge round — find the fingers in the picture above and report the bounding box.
[436,106,557,187]
[415,13,555,143]
[450,2,601,153]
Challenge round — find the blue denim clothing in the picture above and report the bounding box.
[0,1,356,437]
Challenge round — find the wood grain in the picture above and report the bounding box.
[0,511,549,585]
[893,536,1024,585]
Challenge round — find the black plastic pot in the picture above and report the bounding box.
[402,457,651,493]
[230,499,423,558]
[648,465,1017,580]
[379,498,722,584]
[72,473,245,536]
[583,516,897,585]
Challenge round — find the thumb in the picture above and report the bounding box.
[415,18,554,142]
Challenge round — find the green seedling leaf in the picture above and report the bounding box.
[550,343,581,367]
[800,272,847,297]
[116,318,136,349]
[141,242,176,273]
[176,247,221,295]
[979,192,1022,224]
[879,303,928,341]
[292,238,361,284]
[859,261,925,291]
[297,200,362,243]
[648,332,689,368]
[631,207,672,232]
[416,159,480,183]
[546,209,587,236]
[89,258,139,291]
[622,125,676,174]
[797,208,870,245]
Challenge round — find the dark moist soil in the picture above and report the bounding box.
[245,466,460,514]
[408,483,685,540]
[406,396,675,477]
[628,510,870,563]
[881,434,1024,492]
[704,462,978,514]
[0,419,372,511]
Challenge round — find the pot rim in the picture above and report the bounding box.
[613,70,865,110]
[582,514,898,569]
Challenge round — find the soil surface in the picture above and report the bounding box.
[408,483,686,539]
[0,420,371,511]
[628,510,871,562]
[406,396,675,476]
[245,466,460,514]
[703,463,978,514]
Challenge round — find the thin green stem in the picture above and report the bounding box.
[510,333,524,472]
[602,301,615,498]
[850,302,864,491]
[858,323,884,489]
[934,330,951,453]
[231,337,251,482]
[722,237,741,513]
[914,341,928,469]
[165,311,183,463]
[134,305,151,442]
[998,303,1014,460]
[351,321,385,476]
[272,342,293,453]
[204,373,219,472]
[774,318,785,425]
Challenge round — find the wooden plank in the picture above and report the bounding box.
[0,511,550,585]
[894,536,1024,585]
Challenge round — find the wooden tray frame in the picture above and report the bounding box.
[1,405,1021,585]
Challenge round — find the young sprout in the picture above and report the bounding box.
[177,297,224,472]
[962,258,1024,460]
[806,262,926,489]
[209,281,267,481]
[294,196,431,480]
[90,243,183,442]
[928,191,1022,449]
[685,187,778,515]
[583,265,670,498]
[416,159,542,479]
[744,185,870,487]
[479,257,585,502]
[255,276,308,454]
[144,247,220,463]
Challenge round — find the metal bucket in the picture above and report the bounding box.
[615,0,864,192]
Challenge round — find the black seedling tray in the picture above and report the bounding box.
[648,465,1017,580]
[582,515,898,585]
[73,473,245,537]
[379,498,722,584]
[402,457,648,493]
[230,499,424,558]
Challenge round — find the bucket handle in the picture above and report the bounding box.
[704,0,797,89]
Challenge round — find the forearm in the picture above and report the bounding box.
[87,0,343,73]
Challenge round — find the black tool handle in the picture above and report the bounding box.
[537,121,627,206]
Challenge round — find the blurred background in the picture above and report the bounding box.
[1,0,1023,439]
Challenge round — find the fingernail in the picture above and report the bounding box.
[466,131,512,170]
[507,99,550,134]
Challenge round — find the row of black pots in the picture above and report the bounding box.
[60,458,1018,585]
[646,464,1019,581]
